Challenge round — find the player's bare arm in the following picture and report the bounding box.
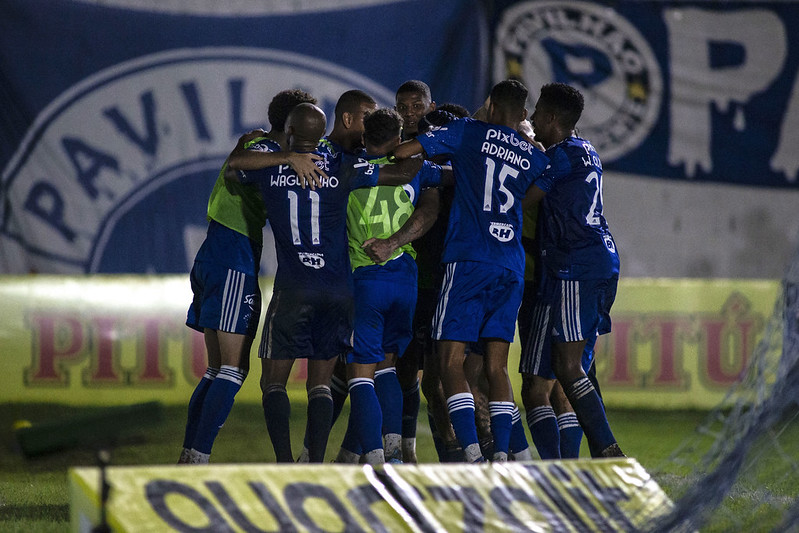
[362,187,440,263]
[522,183,546,209]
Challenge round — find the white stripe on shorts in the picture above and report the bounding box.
[432,262,457,340]
[524,302,551,375]
[219,269,245,332]
[560,279,583,342]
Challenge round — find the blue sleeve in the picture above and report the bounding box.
[416,118,466,159]
[236,139,280,184]
[418,160,443,188]
[534,146,568,193]
[344,154,379,189]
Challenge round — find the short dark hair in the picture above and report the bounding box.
[363,108,402,147]
[538,83,584,129]
[268,89,317,132]
[334,89,376,120]
[436,102,470,118]
[396,80,431,100]
[490,79,528,114]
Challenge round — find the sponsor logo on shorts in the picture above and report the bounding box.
[493,1,662,162]
[299,252,325,269]
[489,222,515,242]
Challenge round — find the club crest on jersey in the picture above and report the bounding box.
[493,0,663,162]
[298,252,325,269]
[489,222,515,242]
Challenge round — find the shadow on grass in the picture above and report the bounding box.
[0,503,69,521]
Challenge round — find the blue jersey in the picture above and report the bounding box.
[534,136,619,280]
[239,147,378,293]
[417,117,549,275]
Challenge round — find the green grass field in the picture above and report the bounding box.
[0,403,792,532]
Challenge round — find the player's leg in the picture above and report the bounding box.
[482,339,515,461]
[179,328,220,464]
[189,330,252,463]
[552,278,622,458]
[421,341,461,461]
[551,381,582,458]
[464,351,495,459]
[479,266,525,462]
[396,350,421,463]
[305,357,339,462]
[261,357,295,462]
[553,336,597,458]
[439,339,483,462]
[182,257,259,464]
[521,374,560,459]
[375,353,403,462]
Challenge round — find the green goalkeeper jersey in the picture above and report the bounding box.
[347,183,416,271]
[206,137,274,245]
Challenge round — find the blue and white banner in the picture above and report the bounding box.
[0,0,487,274]
[491,0,799,189]
[2,0,798,274]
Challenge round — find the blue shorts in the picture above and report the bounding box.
[259,288,353,361]
[432,261,523,343]
[347,273,416,365]
[518,271,616,378]
[186,221,262,336]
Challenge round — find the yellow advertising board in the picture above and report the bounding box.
[69,459,672,532]
[0,275,781,409]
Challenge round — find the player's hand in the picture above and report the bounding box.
[239,128,267,144]
[362,237,396,264]
[287,152,327,190]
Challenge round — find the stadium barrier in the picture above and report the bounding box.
[0,275,779,409]
[69,459,672,532]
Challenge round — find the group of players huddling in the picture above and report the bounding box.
[178,77,624,466]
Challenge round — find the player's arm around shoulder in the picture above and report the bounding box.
[362,187,440,263]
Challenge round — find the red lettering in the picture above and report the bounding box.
[701,294,759,385]
[86,316,121,382]
[602,319,634,385]
[135,318,171,383]
[26,313,85,384]
[649,318,688,386]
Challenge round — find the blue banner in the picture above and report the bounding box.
[2,0,797,274]
[0,0,487,274]
[490,1,799,189]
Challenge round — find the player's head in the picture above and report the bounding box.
[395,80,436,139]
[285,103,327,150]
[268,89,317,133]
[331,89,377,150]
[487,79,529,126]
[362,108,403,155]
[436,103,470,118]
[531,83,584,147]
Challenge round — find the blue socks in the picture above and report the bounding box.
[193,365,246,455]
[348,378,383,455]
[182,367,219,451]
[263,383,292,462]
[306,384,333,462]
[558,412,583,458]
[564,376,616,457]
[488,401,514,458]
[447,393,482,462]
[526,405,560,459]
[401,378,420,440]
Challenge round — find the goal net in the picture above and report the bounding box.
[649,243,799,532]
